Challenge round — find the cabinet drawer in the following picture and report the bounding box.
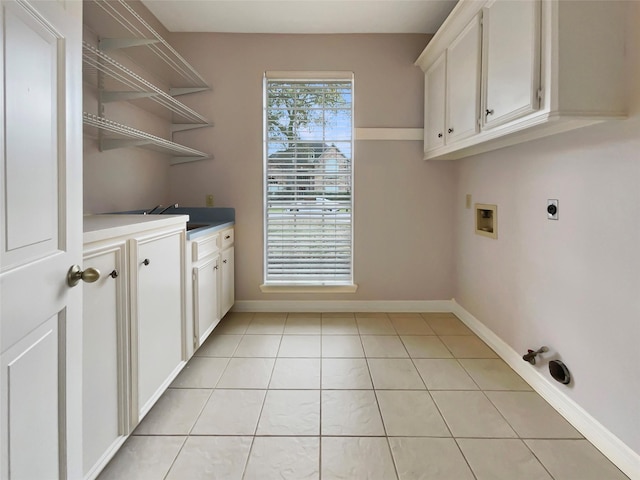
[221,228,234,249]
[192,232,220,262]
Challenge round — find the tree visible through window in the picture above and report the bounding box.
[264,73,353,285]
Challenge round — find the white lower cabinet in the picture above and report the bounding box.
[191,231,221,349]
[82,242,129,479]
[82,217,186,479]
[132,230,186,420]
[189,226,235,351]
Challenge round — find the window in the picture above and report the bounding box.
[264,72,353,286]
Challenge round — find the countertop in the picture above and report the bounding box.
[83,214,189,243]
[84,207,235,243]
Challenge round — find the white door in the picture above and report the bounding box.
[0,1,82,479]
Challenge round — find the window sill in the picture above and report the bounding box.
[260,284,358,294]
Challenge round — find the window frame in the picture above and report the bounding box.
[262,71,356,290]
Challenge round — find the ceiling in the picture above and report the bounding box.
[140,0,458,34]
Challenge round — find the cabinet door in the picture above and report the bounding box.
[482,0,541,129]
[423,53,446,151]
[82,244,128,478]
[446,14,481,144]
[194,255,220,348]
[134,231,184,420]
[220,246,235,318]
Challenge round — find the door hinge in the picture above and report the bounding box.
[192,271,197,281]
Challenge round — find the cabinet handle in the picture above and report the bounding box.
[224,235,231,240]
[448,128,454,134]
[142,258,150,266]
[485,109,494,116]
[223,259,227,264]
[214,265,219,270]
[437,133,443,138]
[109,269,119,279]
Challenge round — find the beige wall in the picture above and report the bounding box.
[82,0,174,214]
[166,33,456,301]
[453,2,640,454]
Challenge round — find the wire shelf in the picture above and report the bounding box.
[84,0,209,89]
[83,42,210,125]
[83,113,210,165]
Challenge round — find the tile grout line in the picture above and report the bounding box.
[161,435,189,480]
[240,314,282,480]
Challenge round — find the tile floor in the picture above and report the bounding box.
[97,312,629,480]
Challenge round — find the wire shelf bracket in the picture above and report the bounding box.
[169,87,210,97]
[171,123,213,133]
[99,37,160,51]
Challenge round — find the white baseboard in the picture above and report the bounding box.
[451,299,640,480]
[232,299,453,313]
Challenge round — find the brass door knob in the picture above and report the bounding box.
[67,265,101,287]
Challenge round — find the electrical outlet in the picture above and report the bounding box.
[465,194,472,209]
[547,199,559,220]
[206,194,214,207]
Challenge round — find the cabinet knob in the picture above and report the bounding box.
[447,128,454,134]
[223,259,228,264]
[109,269,119,279]
[437,133,443,138]
[225,235,231,240]
[214,265,219,270]
[142,258,150,266]
[67,265,101,287]
[485,109,494,116]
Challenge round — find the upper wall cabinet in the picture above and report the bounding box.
[424,14,481,151]
[416,0,627,160]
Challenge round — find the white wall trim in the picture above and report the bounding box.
[232,299,453,313]
[451,299,640,480]
[354,128,423,141]
[259,284,358,294]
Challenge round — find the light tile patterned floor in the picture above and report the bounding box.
[97,312,629,480]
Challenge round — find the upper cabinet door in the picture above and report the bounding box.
[424,53,446,152]
[446,13,481,144]
[482,0,541,129]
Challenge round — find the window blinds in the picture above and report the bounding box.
[264,75,353,285]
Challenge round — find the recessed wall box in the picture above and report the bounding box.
[475,204,497,239]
